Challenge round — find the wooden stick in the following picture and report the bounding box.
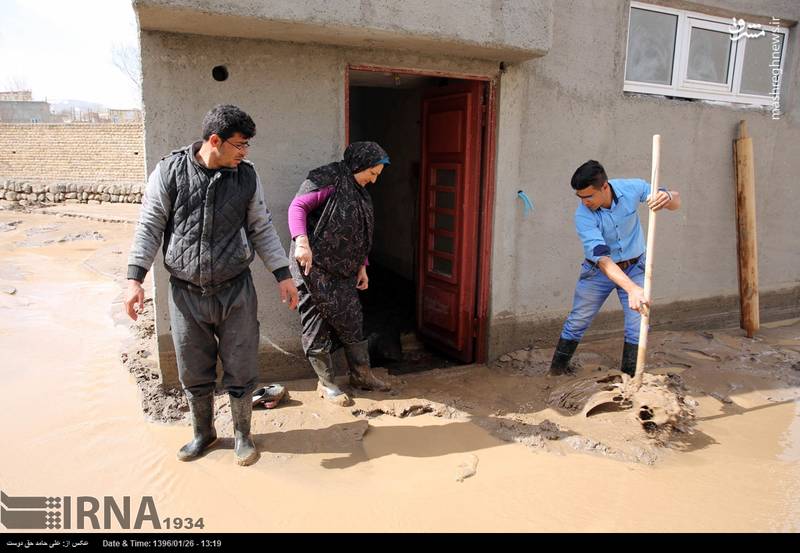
[632,135,660,391]
[734,120,759,338]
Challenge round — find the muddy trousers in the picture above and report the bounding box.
[296,278,363,356]
[168,272,259,401]
[560,256,645,344]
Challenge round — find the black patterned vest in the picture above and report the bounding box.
[160,144,257,287]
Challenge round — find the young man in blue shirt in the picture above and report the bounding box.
[550,160,681,377]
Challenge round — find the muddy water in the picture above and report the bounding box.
[1,209,798,532]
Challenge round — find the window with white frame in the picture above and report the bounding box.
[624,2,789,107]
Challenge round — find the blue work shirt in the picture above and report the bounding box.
[575,178,651,263]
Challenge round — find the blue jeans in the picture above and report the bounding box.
[560,256,645,344]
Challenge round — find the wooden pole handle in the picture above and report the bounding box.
[632,135,660,390]
[734,120,759,337]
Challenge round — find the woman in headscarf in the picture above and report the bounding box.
[288,141,392,406]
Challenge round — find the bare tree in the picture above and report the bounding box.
[112,42,142,91]
[3,75,30,92]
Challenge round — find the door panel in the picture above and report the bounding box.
[417,80,484,362]
[427,111,464,153]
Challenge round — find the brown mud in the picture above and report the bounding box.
[1,203,799,532]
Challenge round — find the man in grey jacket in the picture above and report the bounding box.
[123,105,298,467]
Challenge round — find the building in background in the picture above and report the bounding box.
[0,90,53,123]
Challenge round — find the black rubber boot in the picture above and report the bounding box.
[307,350,352,406]
[229,394,258,466]
[345,340,391,392]
[620,342,638,377]
[177,393,217,461]
[549,338,579,376]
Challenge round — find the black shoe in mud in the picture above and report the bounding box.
[620,342,638,377]
[549,338,579,376]
[345,340,392,391]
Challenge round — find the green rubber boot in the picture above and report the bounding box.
[177,393,217,461]
[229,394,258,466]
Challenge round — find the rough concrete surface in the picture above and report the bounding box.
[135,0,553,61]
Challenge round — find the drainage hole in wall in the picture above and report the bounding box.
[212,65,229,82]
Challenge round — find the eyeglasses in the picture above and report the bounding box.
[224,139,251,151]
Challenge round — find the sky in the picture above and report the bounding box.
[0,0,141,109]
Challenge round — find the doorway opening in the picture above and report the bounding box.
[347,66,496,373]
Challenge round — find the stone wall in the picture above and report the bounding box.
[0,180,143,206]
[0,122,146,206]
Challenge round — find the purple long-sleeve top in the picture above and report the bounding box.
[288,185,334,239]
[288,184,368,266]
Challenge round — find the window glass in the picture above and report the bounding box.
[434,234,454,254]
[436,168,456,187]
[436,190,456,210]
[625,8,678,85]
[687,27,732,83]
[740,33,784,95]
[435,213,454,231]
[432,256,453,277]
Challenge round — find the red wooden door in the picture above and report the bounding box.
[417,80,484,362]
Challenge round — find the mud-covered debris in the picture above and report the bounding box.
[57,231,104,242]
[563,436,616,456]
[130,299,155,340]
[492,347,551,375]
[0,220,22,232]
[25,224,61,236]
[476,417,570,450]
[538,419,566,440]
[351,402,438,419]
[548,371,696,443]
[548,373,622,413]
[121,298,189,423]
[682,348,722,361]
[456,454,478,482]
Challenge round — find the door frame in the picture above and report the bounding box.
[345,63,498,363]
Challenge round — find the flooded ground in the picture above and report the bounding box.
[1,203,798,532]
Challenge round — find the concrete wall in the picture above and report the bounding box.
[138,0,800,384]
[135,0,553,62]
[0,123,145,183]
[487,0,800,355]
